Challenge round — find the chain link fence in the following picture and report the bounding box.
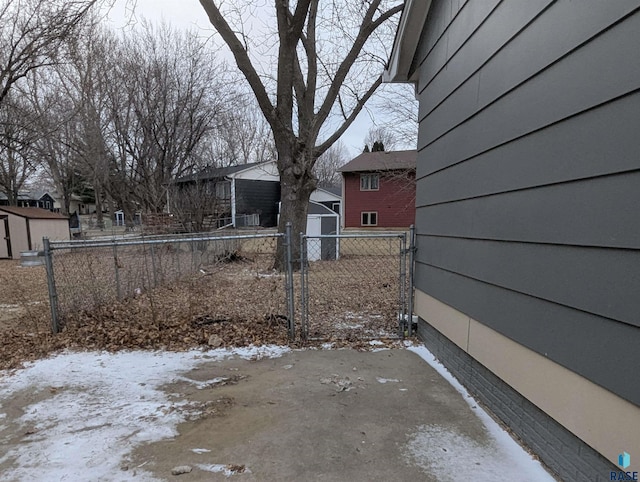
[43,231,295,340]
[41,227,415,344]
[300,232,411,341]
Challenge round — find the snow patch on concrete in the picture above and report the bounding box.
[376,377,400,384]
[191,448,212,454]
[0,346,289,481]
[195,463,250,476]
[405,424,540,480]
[405,343,554,481]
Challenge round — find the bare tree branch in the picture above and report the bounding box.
[317,75,382,155]
[0,0,100,108]
[197,0,404,268]
[311,2,403,140]
[199,0,276,128]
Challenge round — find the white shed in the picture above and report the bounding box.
[306,201,340,262]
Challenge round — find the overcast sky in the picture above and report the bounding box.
[104,0,405,158]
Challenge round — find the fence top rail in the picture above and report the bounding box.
[47,232,283,250]
[302,233,406,240]
[127,225,275,241]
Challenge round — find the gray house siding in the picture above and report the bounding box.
[383,0,640,476]
[414,0,640,407]
[235,179,280,228]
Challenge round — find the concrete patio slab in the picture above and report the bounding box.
[130,347,555,481]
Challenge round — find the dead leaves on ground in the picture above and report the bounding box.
[0,256,405,371]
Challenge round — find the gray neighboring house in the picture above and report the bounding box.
[0,191,40,208]
[173,161,281,228]
[385,1,640,480]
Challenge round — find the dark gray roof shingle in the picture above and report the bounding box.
[176,162,264,182]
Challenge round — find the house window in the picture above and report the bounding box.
[215,181,231,199]
[361,212,378,226]
[360,173,379,191]
[331,202,340,213]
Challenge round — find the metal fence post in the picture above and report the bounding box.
[113,241,122,300]
[299,232,308,341]
[150,242,158,287]
[43,237,60,334]
[284,223,295,340]
[399,233,407,338]
[408,225,416,337]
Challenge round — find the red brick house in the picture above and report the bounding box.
[339,150,416,229]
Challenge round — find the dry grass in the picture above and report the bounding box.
[303,255,404,340]
[0,261,50,332]
[0,250,407,371]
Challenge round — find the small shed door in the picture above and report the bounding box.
[320,216,338,260]
[306,215,322,261]
[0,215,10,259]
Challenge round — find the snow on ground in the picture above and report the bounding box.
[0,346,289,482]
[0,342,555,482]
[406,342,555,481]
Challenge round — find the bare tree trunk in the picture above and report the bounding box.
[94,182,104,229]
[106,195,115,226]
[198,0,403,271]
[274,144,316,271]
[122,202,136,231]
[63,195,71,216]
[7,185,18,206]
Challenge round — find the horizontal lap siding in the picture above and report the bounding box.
[415,264,640,408]
[419,8,640,172]
[418,0,550,115]
[415,0,640,406]
[417,171,640,249]
[417,92,640,205]
[417,236,640,327]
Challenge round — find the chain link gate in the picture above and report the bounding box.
[299,232,410,341]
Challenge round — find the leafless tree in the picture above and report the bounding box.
[208,95,277,167]
[168,180,230,233]
[372,83,418,147]
[0,0,102,205]
[21,72,83,215]
[363,124,401,152]
[80,22,226,228]
[65,23,121,228]
[0,0,101,109]
[198,0,404,268]
[313,140,347,188]
[0,95,38,205]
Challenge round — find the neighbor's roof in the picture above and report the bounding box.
[321,186,342,197]
[383,0,433,83]
[36,190,84,202]
[338,150,417,173]
[0,192,36,202]
[0,206,69,220]
[308,201,338,216]
[176,162,268,183]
